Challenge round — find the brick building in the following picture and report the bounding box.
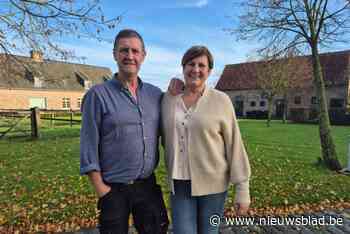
[0,51,112,110]
[216,50,350,123]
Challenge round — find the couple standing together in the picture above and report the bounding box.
[80,29,251,234]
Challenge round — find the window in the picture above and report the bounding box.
[77,98,82,109]
[84,80,92,90]
[330,98,344,108]
[260,101,266,107]
[235,95,243,101]
[250,101,256,107]
[62,97,71,109]
[294,96,301,105]
[311,96,318,105]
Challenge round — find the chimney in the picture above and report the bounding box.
[30,50,43,62]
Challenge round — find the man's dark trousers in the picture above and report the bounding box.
[98,174,169,234]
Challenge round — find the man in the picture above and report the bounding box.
[80,29,169,234]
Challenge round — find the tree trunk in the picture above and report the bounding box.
[267,96,273,127]
[283,93,288,124]
[311,45,342,171]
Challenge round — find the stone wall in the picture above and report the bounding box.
[223,84,348,121]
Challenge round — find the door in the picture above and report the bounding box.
[234,100,244,117]
[275,99,285,118]
[29,97,47,109]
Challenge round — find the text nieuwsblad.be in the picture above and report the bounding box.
[209,215,344,227]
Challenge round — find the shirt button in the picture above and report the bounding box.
[144,137,147,140]
[180,149,183,153]
[182,122,185,125]
[141,122,145,126]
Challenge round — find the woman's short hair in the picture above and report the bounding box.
[113,29,145,52]
[181,46,214,70]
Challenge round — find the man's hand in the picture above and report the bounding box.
[234,203,250,216]
[87,171,112,198]
[168,78,184,96]
[96,183,111,198]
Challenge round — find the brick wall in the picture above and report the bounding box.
[224,85,348,120]
[0,88,85,110]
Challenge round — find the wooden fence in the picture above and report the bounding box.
[0,109,32,139]
[0,108,81,139]
[40,110,81,127]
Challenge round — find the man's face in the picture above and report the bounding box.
[113,37,146,77]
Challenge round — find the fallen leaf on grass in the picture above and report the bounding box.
[0,214,5,225]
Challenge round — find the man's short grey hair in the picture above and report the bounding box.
[113,29,145,52]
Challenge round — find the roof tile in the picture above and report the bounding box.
[216,50,350,91]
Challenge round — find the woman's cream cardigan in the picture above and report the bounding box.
[161,88,251,204]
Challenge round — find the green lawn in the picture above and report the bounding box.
[235,120,349,207]
[0,120,349,231]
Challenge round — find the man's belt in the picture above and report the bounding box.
[107,173,156,187]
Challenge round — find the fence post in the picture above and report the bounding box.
[31,107,40,139]
[70,111,73,127]
[50,112,53,127]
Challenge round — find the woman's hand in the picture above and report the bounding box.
[234,203,250,216]
[168,78,184,96]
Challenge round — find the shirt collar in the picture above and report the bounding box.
[111,73,144,91]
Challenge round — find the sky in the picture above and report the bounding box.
[55,0,350,91]
[60,0,259,90]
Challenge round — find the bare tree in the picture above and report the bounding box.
[255,52,300,127]
[0,0,121,60]
[231,0,349,170]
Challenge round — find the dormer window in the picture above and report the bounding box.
[75,71,93,90]
[84,80,92,90]
[34,77,43,88]
[103,76,110,82]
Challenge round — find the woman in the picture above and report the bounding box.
[161,46,251,234]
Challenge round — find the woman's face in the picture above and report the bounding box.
[183,55,211,89]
